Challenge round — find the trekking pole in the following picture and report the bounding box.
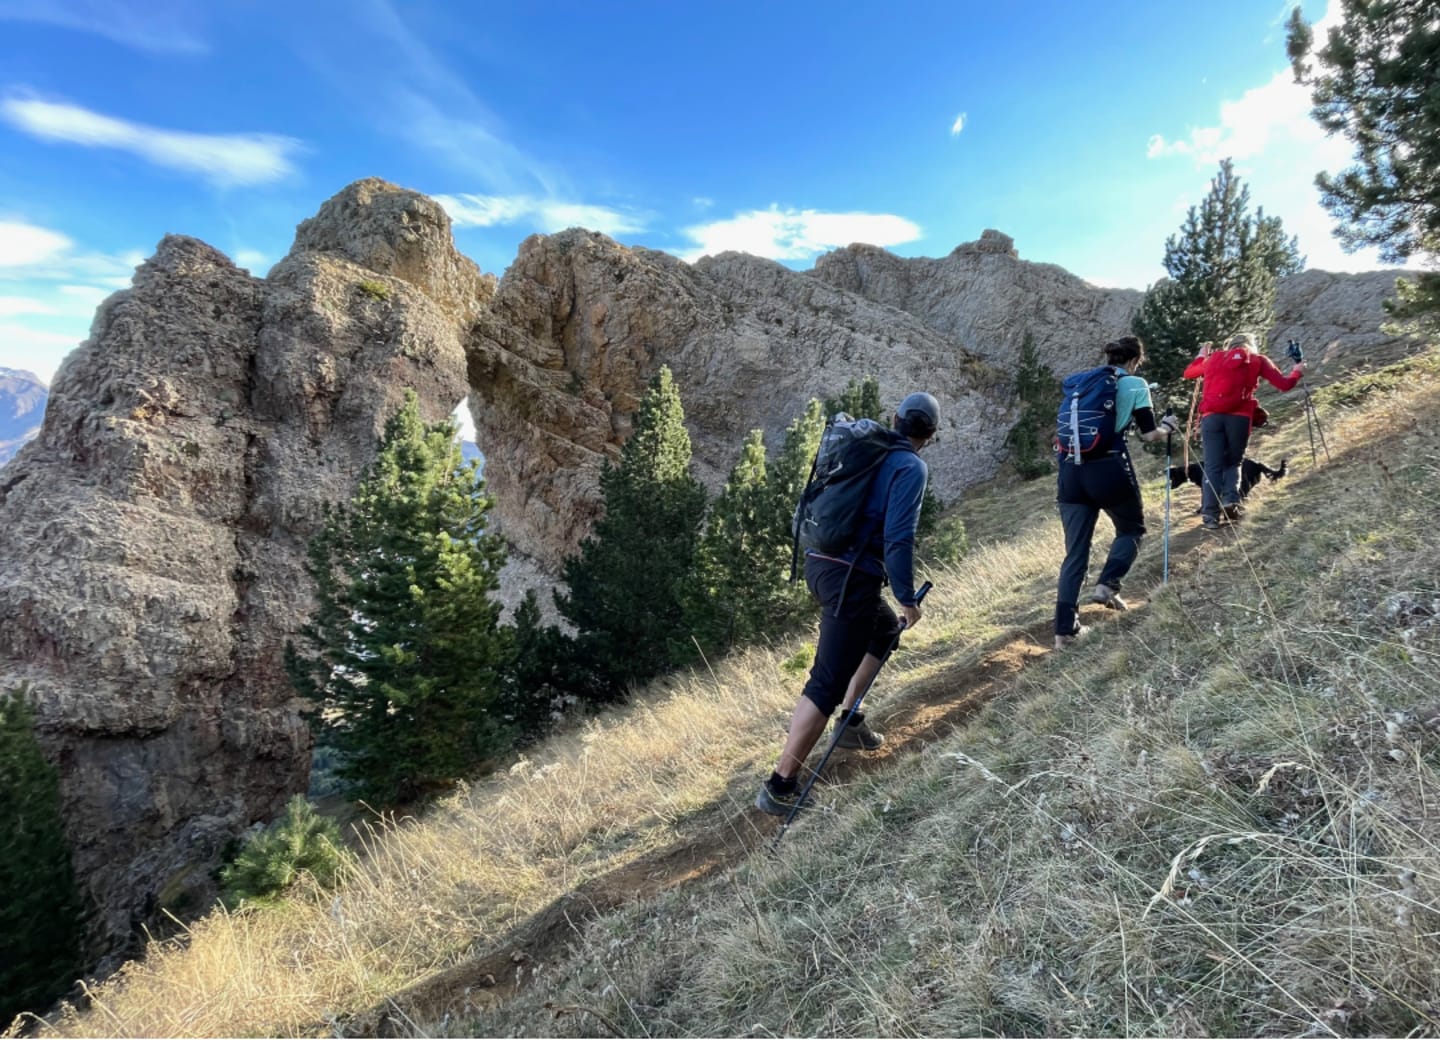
[1163,427,1173,585]
[1287,338,1331,466]
[1304,390,1331,463]
[771,580,933,851]
[1302,394,1319,466]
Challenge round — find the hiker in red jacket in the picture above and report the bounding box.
[1183,332,1304,529]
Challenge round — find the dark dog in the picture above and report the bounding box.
[1168,457,1288,500]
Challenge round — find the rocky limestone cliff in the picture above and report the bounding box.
[816,231,1414,375]
[1272,268,1415,365]
[465,230,1016,568]
[811,231,1144,377]
[0,179,486,962]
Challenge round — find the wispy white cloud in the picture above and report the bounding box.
[0,0,207,54]
[1,95,302,187]
[0,319,86,385]
[0,295,55,316]
[950,112,967,136]
[450,399,476,442]
[393,90,556,195]
[0,220,73,265]
[0,217,143,381]
[55,283,113,308]
[232,249,270,273]
[677,205,922,263]
[434,193,647,237]
[304,2,560,196]
[1143,0,1416,274]
[1144,69,1341,167]
[1146,0,1349,169]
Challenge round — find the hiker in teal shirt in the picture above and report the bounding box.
[1054,336,1178,649]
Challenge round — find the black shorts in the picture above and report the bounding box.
[800,556,901,716]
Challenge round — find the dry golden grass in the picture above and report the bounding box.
[470,349,1440,1037]
[20,347,1440,1038]
[22,531,1050,1038]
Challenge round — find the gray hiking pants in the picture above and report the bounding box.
[1200,413,1252,519]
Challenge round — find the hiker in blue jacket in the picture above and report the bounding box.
[755,392,938,816]
[1054,336,1178,650]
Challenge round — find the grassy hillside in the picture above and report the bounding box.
[17,347,1440,1038]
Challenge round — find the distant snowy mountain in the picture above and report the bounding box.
[0,367,47,466]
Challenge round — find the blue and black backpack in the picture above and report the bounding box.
[791,416,911,576]
[1055,365,1120,462]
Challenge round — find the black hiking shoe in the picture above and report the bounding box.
[1202,515,1221,531]
[755,778,803,816]
[1223,503,1243,523]
[833,710,884,751]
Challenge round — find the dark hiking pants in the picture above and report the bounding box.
[1055,451,1146,637]
[1200,413,1252,519]
[801,556,901,716]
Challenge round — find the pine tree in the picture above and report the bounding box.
[558,366,708,695]
[825,376,884,422]
[287,391,511,804]
[1004,331,1060,480]
[1,685,83,1024]
[504,590,596,735]
[1132,159,1304,392]
[766,398,826,614]
[1288,1,1440,333]
[218,796,353,907]
[689,429,794,650]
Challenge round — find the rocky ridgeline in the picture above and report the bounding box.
[810,231,1143,378]
[0,178,1413,962]
[468,230,1016,568]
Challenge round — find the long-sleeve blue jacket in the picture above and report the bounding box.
[807,432,928,605]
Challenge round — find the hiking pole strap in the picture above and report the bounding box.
[773,582,933,850]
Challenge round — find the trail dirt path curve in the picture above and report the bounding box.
[344,515,1235,1035]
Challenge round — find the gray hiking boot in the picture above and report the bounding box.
[1091,583,1128,611]
[833,710,884,750]
[755,778,803,816]
[1202,515,1222,530]
[1054,624,1091,651]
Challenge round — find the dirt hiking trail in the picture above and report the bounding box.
[343,505,1246,1036]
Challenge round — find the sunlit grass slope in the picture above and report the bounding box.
[20,347,1440,1038]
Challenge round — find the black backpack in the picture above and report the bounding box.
[1055,365,1120,462]
[791,417,911,575]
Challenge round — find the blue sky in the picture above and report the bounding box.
[0,0,1403,388]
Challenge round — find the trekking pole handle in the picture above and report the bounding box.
[900,581,933,630]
